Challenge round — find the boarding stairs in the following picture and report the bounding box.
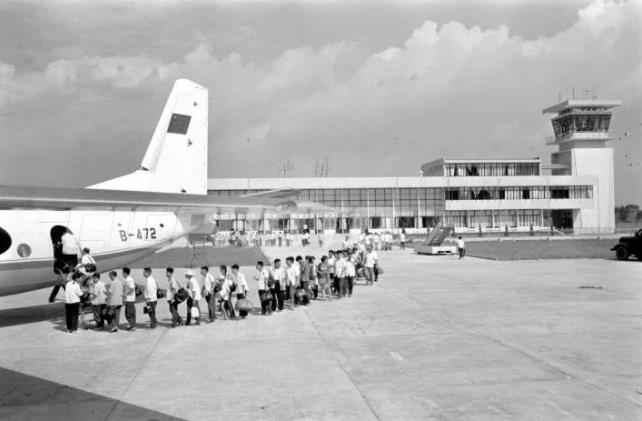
[423,224,453,246]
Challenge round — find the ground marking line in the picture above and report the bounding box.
[103,327,171,421]
[301,306,385,421]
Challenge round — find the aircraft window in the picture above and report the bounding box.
[0,227,11,255]
[167,113,191,135]
[17,243,32,258]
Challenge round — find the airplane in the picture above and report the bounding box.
[0,79,290,297]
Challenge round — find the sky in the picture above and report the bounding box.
[0,0,640,205]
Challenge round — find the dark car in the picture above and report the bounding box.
[612,228,642,260]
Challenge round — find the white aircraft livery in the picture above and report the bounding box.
[0,79,278,296]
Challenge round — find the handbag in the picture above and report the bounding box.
[374,264,383,275]
[175,287,188,303]
[84,263,97,273]
[235,298,253,312]
[190,305,200,319]
[156,289,166,299]
[260,291,272,302]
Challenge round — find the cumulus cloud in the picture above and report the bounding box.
[0,0,640,201]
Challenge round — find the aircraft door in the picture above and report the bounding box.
[50,225,72,274]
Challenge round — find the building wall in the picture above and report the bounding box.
[572,147,615,233]
[207,174,608,234]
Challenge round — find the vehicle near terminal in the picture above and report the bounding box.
[611,228,642,260]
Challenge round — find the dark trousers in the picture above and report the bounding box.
[186,298,200,325]
[65,303,80,331]
[169,300,182,326]
[205,294,214,321]
[258,289,270,314]
[92,304,106,328]
[49,283,66,303]
[458,247,465,259]
[146,301,157,328]
[337,277,346,297]
[346,276,354,296]
[236,293,248,317]
[106,305,121,330]
[271,281,284,311]
[125,301,136,328]
[224,299,236,318]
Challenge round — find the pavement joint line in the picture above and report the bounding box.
[470,329,642,408]
[301,306,386,421]
[385,284,642,407]
[102,326,170,421]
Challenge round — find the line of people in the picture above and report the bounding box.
[63,246,381,333]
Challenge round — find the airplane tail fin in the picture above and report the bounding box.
[88,79,209,195]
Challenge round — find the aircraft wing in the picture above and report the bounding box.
[0,185,283,213]
[240,188,300,200]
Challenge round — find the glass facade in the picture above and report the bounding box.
[444,186,593,201]
[443,209,542,229]
[444,162,539,177]
[551,108,611,139]
[208,183,592,232]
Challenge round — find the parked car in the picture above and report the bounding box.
[612,228,642,260]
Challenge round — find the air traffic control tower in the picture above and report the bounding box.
[543,98,621,233]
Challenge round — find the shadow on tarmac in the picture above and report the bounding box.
[0,303,65,328]
[0,366,185,421]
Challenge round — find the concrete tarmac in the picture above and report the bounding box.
[0,248,641,420]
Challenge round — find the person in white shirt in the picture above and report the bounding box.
[230,264,250,318]
[200,266,216,322]
[285,257,298,310]
[255,261,271,315]
[105,271,123,332]
[399,229,407,250]
[269,259,285,312]
[216,265,235,319]
[143,267,158,329]
[76,247,97,279]
[166,267,184,327]
[327,251,336,295]
[345,252,357,297]
[64,272,84,333]
[60,230,81,271]
[185,270,201,325]
[456,236,465,259]
[122,267,137,331]
[334,252,347,298]
[343,236,350,249]
[89,273,107,330]
[364,247,378,286]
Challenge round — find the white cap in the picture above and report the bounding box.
[185,270,194,277]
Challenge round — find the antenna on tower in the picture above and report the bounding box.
[279,159,294,178]
[314,157,330,177]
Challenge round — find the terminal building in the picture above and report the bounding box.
[208,99,621,235]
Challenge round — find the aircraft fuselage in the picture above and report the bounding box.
[0,209,188,296]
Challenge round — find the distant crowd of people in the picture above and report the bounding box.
[61,239,383,334]
[211,226,410,250]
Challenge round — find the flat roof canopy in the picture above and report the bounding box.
[542,99,621,114]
